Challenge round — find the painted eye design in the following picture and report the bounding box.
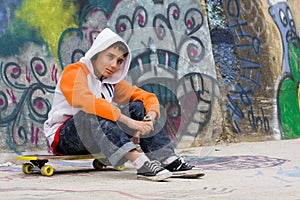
[279,9,287,27]
[286,7,295,30]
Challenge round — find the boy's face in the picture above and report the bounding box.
[92,47,126,78]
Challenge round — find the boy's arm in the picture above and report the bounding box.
[60,64,121,121]
[113,80,161,119]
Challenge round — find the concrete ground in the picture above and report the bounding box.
[0,138,300,200]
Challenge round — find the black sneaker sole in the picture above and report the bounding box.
[171,170,205,178]
[137,170,172,181]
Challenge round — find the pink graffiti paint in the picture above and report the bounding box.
[31,124,39,146]
[12,66,19,74]
[35,99,44,110]
[51,65,58,84]
[172,9,179,18]
[138,13,145,26]
[30,124,35,144]
[190,46,198,57]
[35,63,43,72]
[89,30,100,45]
[46,138,53,154]
[165,52,169,67]
[118,23,126,32]
[157,26,164,38]
[184,155,287,171]
[187,19,193,29]
[138,58,144,73]
[35,128,39,146]
[25,64,31,83]
[176,91,198,134]
[6,89,17,104]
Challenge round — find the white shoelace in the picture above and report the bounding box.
[176,157,194,170]
[146,160,163,173]
[175,157,185,170]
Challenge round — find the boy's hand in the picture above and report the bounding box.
[133,115,155,143]
[118,114,154,144]
[146,111,157,124]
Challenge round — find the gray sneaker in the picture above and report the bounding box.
[137,160,172,181]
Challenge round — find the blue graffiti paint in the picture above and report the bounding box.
[278,167,300,178]
[88,0,119,15]
[253,169,264,176]
[0,57,55,152]
[248,106,270,133]
[222,0,265,133]
[207,1,261,132]
[0,19,44,57]
[0,0,22,37]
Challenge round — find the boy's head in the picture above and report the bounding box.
[91,41,129,79]
[91,41,129,61]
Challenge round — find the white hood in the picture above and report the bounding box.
[80,28,131,84]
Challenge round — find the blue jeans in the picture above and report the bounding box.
[55,101,176,167]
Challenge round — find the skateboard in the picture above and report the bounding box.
[17,154,125,177]
[171,169,205,178]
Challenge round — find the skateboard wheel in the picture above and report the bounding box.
[92,159,105,170]
[41,165,54,176]
[115,164,125,171]
[22,163,34,174]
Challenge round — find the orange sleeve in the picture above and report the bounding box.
[113,80,161,118]
[60,63,121,121]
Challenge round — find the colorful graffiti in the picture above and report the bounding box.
[277,39,300,139]
[207,0,272,134]
[0,0,77,58]
[207,0,299,138]
[184,155,288,170]
[268,0,300,139]
[0,0,217,152]
[58,0,217,141]
[0,57,55,153]
[0,0,79,152]
[0,0,299,153]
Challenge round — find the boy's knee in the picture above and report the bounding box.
[129,101,145,120]
[131,101,144,109]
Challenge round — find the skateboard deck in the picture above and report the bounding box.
[17,154,125,176]
[171,169,205,178]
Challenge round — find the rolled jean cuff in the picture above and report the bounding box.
[109,142,137,167]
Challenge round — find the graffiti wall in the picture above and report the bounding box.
[207,0,300,139]
[0,0,299,154]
